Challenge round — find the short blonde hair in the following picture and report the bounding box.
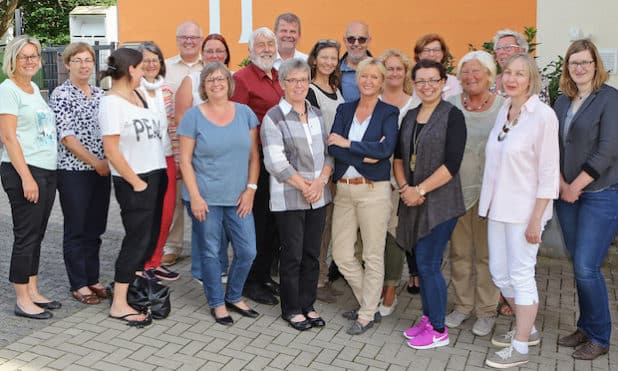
[198,62,234,101]
[2,35,42,77]
[378,49,413,95]
[560,39,609,99]
[355,57,386,95]
[456,50,497,86]
[503,54,541,97]
[62,42,95,66]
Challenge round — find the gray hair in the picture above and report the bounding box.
[278,58,310,83]
[2,35,42,77]
[248,27,277,52]
[176,21,203,37]
[456,50,497,85]
[198,62,235,101]
[492,29,528,52]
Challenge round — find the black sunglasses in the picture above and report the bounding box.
[345,36,368,45]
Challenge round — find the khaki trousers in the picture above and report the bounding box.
[332,181,391,321]
[449,204,500,317]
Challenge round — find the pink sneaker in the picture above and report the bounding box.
[403,315,430,339]
[407,324,449,349]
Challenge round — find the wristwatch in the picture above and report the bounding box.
[320,176,329,185]
[416,185,426,196]
[247,183,258,190]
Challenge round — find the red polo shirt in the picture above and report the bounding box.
[231,63,284,126]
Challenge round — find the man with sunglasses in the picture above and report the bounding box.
[273,13,308,70]
[340,21,372,102]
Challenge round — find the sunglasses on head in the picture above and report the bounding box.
[345,36,368,45]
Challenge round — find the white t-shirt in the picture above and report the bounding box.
[99,94,166,176]
[137,86,172,156]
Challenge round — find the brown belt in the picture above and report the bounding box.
[338,177,373,185]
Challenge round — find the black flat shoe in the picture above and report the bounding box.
[307,316,326,327]
[286,317,312,331]
[243,284,279,305]
[210,308,234,326]
[34,300,62,310]
[15,305,53,319]
[263,280,280,296]
[225,301,259,318]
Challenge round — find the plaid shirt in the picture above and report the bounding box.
[261,98,333,211]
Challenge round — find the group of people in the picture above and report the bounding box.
[0,12,617,369]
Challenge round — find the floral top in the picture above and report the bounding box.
[49,80,105,171]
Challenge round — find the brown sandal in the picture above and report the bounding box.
[72,291,100,305]
[88,285,108,299]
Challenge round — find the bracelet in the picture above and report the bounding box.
[319,176,329,185]
[398,183,409,190]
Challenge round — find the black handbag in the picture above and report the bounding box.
[109,276,172,319]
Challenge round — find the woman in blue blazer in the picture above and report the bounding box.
[327,57,399,335]
[554,39,618,361]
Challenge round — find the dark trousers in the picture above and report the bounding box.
[406,249,419,276]
[275,207,326,318]
[247,160,279,284]
[1,163,57,284]
[57,170,111,291]
[113,169,167,283]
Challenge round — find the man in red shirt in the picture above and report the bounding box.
[231,27,284,305]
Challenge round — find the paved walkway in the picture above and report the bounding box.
[0,189,617,370]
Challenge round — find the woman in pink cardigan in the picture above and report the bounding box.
[478,54,559,369]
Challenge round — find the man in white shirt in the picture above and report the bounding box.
[164,21,204,93]
[273,13,307,70]
[161,21,204,266]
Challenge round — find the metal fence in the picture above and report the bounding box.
[41,41,117,93]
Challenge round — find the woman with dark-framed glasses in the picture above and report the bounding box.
[395,59,466,350]
[554,39,618,361]
[478,54,559,369]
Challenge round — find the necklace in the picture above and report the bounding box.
[497,105,521,141]
[409,121,426,172]
[577,91,591,100]
[463,92,491,111]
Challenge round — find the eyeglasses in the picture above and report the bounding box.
[204,49,226,55]
[568,60,595,69]
[284,78,309,85]
[414,78,443,87]
[345,36,368,45]
[421,47,442,54]
[176,35,201,41]
[142,58,160,65]
[205,76,226,84]
[70,58,94,64]
[494,44,520,53]
[16,54,40,62]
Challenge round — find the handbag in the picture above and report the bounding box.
[108,276,172,319]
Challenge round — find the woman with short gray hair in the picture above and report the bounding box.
[262,58,333,330]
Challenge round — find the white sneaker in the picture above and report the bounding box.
[472,316,496,336]
[445,310,470,328]
[485,346,529,368]
[378,297,398,316]
[491,330,541,347]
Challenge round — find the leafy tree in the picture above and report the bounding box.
[21,0,116,46]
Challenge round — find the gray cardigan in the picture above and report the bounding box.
[554,84,618,191]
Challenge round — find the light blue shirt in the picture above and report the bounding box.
[340,60,360,102]
[178,103,258,206]
[0,80,56,170]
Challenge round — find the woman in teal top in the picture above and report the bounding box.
[0,36,60,320]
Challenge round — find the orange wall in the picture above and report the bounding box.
[117,0,536,69]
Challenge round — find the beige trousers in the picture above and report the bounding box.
[332,181,391,321]
[449,203,500,317]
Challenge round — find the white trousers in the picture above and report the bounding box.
[487,219,539,305]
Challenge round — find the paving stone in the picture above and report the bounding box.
[73,350,108,367]
[269,353,295,369]
[243,355,272,370]
[47,353,82,370]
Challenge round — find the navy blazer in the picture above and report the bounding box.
[554,84,618,191]
[328,99,399,181]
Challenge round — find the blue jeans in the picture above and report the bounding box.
[556,186,618,348]
[415,217,458,330]
[191,226,229,279]
[187,203,256,307]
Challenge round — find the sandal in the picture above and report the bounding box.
[72,291,100,305]
[88,285,108,299]
[109,311,152,328]
[497,295,513,316]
